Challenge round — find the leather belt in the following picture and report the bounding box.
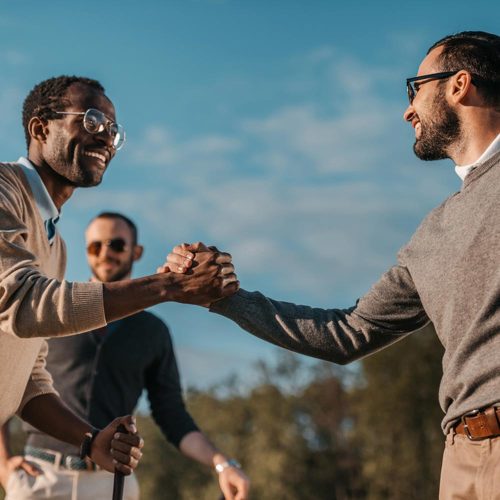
[25,446,97,471]
[453,406,500,440]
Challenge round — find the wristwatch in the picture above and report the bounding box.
[215,458,242,474]
[79,427,100,460]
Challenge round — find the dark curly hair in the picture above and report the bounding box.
[428,31,500,107]
[22,75,105,149]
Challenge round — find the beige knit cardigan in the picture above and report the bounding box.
[0,162,106,425]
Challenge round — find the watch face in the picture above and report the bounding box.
[215,459,242,473]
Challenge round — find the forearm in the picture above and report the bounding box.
[103,256,237,322]
[179,431,226,468]
[20,394,91,448]
[210,287,428,364]
[0,270,105,338]
[103,274,171,322]
[209,290,377,363]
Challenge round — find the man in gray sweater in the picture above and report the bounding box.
[165,31,500,499]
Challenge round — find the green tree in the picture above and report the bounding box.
[134,352,358,499]
[351,324,444,500]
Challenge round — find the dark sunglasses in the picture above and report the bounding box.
[406,71,459,104]
[87,238,127,256]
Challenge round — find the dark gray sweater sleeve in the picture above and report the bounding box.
[210,264,430,364]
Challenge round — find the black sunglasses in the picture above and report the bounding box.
[406,71,459,104]
[87,238,127,256]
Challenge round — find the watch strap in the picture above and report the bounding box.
[215,458,241,474]
[79,427,100,460]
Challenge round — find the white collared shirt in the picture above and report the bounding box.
[455,133,500,181]
[17,156,60,243]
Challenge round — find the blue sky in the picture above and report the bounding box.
[0,1,497,389]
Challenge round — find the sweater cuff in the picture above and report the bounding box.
[209,289,255,316]
[70,281,106,333]
[16,386,58,418]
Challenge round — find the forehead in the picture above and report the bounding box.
[64,82,116,119]
[85,217,134,242]
[417,46,444,76]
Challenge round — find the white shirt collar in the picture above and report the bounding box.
[455,133,500,181]
[17,156,60,223]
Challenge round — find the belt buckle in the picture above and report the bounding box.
[461,409,481,441]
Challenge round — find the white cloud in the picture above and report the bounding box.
[130,125,242,171]
[243,102,396,175]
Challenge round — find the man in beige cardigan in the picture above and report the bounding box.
[0,76,237,491]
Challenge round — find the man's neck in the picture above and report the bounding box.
[450,111,500,166]
[26,156,75,211]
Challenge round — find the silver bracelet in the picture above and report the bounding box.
[214,458,241,474]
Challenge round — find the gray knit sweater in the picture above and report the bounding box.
[211,151,500,433]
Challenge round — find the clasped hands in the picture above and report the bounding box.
[158,242,239,307]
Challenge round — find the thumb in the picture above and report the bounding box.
[184,241,210,252]
[115,415,137,434]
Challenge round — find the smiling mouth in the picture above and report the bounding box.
[84,151,108,165]
[98,259,118,267]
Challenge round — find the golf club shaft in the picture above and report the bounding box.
[112,424,127,500]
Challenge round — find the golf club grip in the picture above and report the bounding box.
[112,424,127,500]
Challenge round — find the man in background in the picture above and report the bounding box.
[0,212,249,500]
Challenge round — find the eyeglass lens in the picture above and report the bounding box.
[407,82,415,104]
[84,109,125,149]
[87,238,127,256]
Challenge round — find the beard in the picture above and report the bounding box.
[45,132,106,187]
[91,256,134,283]
[413,86,461,161]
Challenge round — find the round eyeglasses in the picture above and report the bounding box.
[55,108,126,150]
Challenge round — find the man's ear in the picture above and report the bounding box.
[449,70,474,105]
[133,245,144,261]
[28,116,49,145]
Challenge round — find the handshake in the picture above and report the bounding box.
[157,242,239,307]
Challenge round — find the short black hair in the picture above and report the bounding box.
[22,75,105,149]
[428,31,500,106]
[90,212,138,245]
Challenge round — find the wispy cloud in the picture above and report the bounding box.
[243,102,395,176]
[130,126,242,172]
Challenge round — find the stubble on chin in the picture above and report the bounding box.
[413,87,461,162]
[92,261,133,283]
